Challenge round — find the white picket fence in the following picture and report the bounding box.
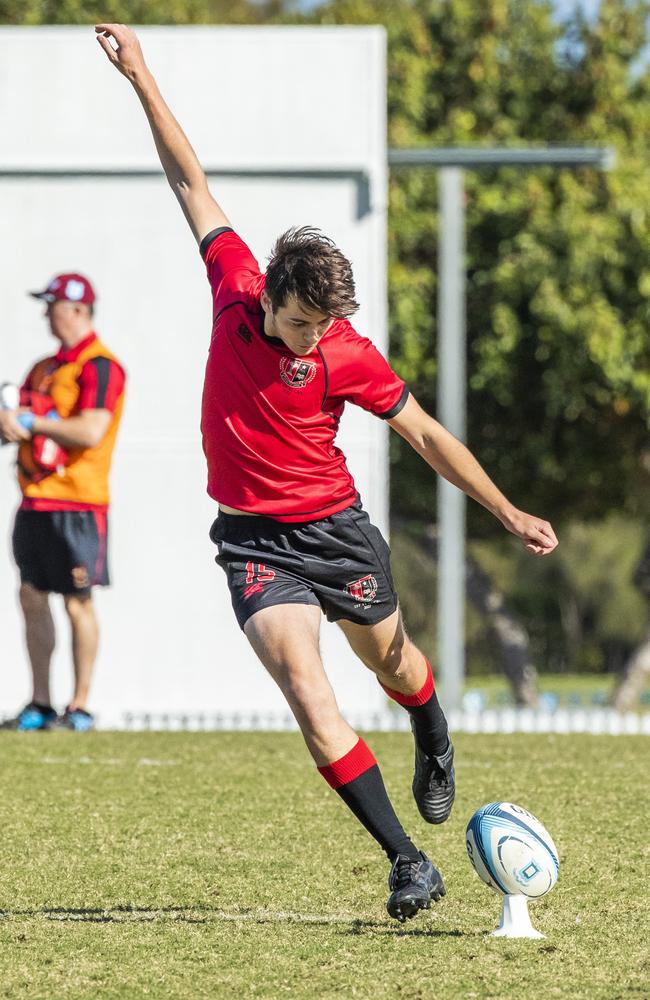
[110,707,650,735]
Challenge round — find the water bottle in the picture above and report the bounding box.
[0,382,19,410]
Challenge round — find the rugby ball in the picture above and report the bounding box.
[466,802,559,898]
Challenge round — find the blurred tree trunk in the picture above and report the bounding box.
[464,557,540,708]
[610,542,650,711]
[417,524,539,707]
[609,632,650,711]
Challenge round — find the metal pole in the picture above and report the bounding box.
[437,167,466,711]
[390,147,612,713]
[389,146,615,169]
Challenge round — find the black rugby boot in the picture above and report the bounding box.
[412,726,456,824]
[386,851,445,922]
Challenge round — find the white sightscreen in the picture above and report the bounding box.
[0,26,388,725]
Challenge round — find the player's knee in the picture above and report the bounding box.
[64,593,94,620]
[19,583,49,616]
[379,636,420,683]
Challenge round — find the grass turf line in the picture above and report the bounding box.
[0,732,646,999]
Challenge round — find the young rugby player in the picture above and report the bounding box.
[96,24,558,921]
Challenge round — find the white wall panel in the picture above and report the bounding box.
[0,26,388,725]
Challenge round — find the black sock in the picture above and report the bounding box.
[381,659,449,758]
[318,738,420,862]
[32,701,53,713]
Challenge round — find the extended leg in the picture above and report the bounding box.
[244,603,444,920]
[245,603,418,856]
[338,609,455,824]
[338,609,449,756]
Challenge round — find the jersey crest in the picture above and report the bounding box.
[279,357,317,388]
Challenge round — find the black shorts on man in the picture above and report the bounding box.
[210,500,398,630]
[12,509,110,596]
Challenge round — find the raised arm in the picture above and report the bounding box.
[95,23,229,244]
[388,394,558,556]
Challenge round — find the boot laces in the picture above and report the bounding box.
[391,855,419,890]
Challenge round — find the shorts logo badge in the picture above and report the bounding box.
[346,574,378,603]
[71,566,90,589]
[279,357,317,388]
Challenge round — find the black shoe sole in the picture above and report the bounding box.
[387,878,446,922]
[388,896,428,922]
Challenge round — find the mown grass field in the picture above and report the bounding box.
[0,731,647,999]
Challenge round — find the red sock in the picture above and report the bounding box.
[380,659,434,707]
[381,659,449,757]
[318,738,419,862]
[318,737,376,789]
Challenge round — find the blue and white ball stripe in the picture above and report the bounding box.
[466,802,559,898]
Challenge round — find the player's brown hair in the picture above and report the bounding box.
[265,226,359,318]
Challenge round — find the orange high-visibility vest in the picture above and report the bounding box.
[18,333,125,508]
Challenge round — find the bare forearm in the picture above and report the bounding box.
[129,68,209,236]
[96,24,226,242]
[31,416,102,450]
[415,425,514,524]
[389,395,558,554]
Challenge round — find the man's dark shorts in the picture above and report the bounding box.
[12,509,110,596]
[210,500,398,630]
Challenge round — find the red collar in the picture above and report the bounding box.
[55,332,97,363]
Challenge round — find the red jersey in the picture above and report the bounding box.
[200,228,408,522]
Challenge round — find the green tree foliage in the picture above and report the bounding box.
[6,0,647,526]
[303,0,650,678]
[472,515,647,674]
[393,514,648,678]
[303,0,650,527]
[0,0,283,26]
[4,0,649,678]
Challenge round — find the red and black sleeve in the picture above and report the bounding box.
[200,228,262,309]
[77,357,126,412]
[329,329,409,419]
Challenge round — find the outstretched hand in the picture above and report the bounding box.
[502,508,559,556]
[95,24,147,81]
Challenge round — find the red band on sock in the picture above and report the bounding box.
[381,658,434,707]
[318,738,377,790]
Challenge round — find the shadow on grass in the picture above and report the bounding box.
[345,919,482,939]
[0,906,209,925]
[0,905,478,936]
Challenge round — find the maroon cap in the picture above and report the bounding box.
[29,273,96,305]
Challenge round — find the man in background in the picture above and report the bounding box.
[0,273,126,731]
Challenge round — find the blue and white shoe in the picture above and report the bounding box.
[58,706,95,732]
[1,702,58,731]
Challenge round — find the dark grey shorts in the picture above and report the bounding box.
[210,500,398,630]
[13,508,110,595]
